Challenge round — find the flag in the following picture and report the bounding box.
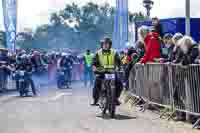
[113,0,128,49]
[2,0,17,52]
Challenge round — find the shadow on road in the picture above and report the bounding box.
[114,114,137,120]
[0,96,17,105]
[96,114,136,120]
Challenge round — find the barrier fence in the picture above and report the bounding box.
[129,63,200,117]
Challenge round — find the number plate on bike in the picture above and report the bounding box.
[105,74,115,80]
[19,71,25,76]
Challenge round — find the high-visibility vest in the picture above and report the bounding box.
[97,49,116,69]
[84,53,93,67]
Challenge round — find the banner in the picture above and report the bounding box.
[113,0,128,49]
[2,0,17,52]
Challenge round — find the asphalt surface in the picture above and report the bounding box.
[0,83,197,133]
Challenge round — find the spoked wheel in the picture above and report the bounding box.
[100,81,108,118]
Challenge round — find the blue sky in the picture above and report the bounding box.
[0,0,200,32]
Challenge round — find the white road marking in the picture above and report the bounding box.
[49,92,72,101]
[0,91,73,103]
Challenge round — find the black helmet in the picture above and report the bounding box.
[103,37,112,46]
[86,49,90,53]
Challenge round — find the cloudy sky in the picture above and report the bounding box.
[0,0,200,31]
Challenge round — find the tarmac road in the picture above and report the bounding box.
[0,83,196,133]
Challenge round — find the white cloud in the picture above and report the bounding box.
[0,0,200,32]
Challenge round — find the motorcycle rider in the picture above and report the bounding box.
[15,54,37,96]
[59,53,73,87]
[91,37,122,106]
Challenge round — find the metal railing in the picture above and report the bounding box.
[129,63,200,127]
[0,75,16,92]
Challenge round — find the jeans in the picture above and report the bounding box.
[16,75,36,96]
[28,77,36,95]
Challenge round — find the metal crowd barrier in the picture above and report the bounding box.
[0,75,16,92]
[129,63,200,121]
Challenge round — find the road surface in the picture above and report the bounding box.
[0,83,196,133]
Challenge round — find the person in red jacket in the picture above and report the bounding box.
[140,32,161,64]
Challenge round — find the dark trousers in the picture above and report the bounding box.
[28,77,36,95]
[16,76,36,95]
[0,70,8,91]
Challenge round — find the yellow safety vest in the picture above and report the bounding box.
[84,53,93,67]
[97,49,116,69]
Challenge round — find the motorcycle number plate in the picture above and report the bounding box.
[105,74,115,80]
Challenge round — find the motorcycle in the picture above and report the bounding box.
[96,70,117,118]
[57,67,70,89]
[14,70,32,97]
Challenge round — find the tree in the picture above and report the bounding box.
[17,2,146,50]
[50,12,62,26]
[16,31,34,49]
[129,11,147,22]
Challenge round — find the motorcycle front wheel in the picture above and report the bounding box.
[108,80,116,118]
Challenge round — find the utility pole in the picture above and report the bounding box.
[185,0,191,123]
[185,0,190,36]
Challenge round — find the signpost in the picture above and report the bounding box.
[113,0,129,49]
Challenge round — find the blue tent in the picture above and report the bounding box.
[135,17,200,42]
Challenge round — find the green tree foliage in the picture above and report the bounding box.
[17,2,146,51]
[129,11,147,22]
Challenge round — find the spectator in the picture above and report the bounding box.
[0,49,10,92]
[161,34,173,58]
[140,31,161,64]
[178,36,199,65]
[194,45,200,64]
[138,26,149,44]
[136,40,145,61]
[171,33,184,63]
[152,17,164,38]
[122,51,130,65]
[119,51,125,63]
[160,33,174,63]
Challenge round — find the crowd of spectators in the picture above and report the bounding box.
[119,17,200,122]
[120,17,200,73]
